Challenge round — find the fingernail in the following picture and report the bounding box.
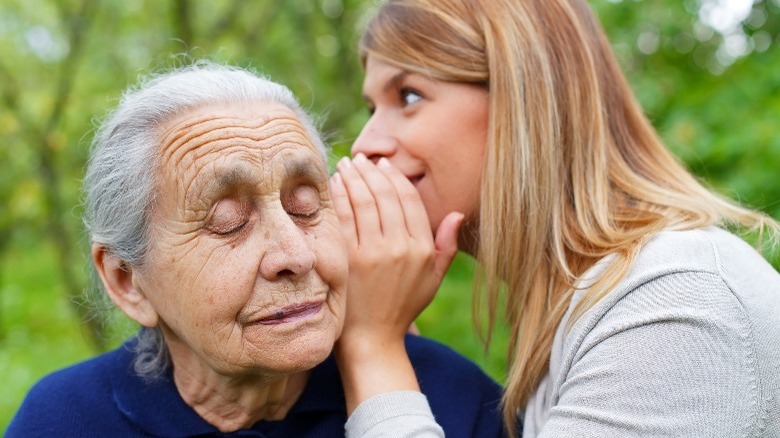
[377,157,391,169]
[338,156,351,169]
[353,153,367,164]
[331,172,343,186]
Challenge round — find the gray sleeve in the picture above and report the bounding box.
[538,271,762,437]
[345,391,445,438]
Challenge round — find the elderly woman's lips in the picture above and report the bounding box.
[255,302,324,325]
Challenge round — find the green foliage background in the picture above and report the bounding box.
[1,0,779,431]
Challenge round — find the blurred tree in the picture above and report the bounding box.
[0,0,100,343]
[592,0,780,264]
[0,0,375,346]
[0,0,778,348]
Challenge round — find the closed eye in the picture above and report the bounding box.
[210,220,247,235]
[285,185,322,220]
[206,198,249,235]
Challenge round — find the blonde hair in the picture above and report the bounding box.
[360,0,778,434]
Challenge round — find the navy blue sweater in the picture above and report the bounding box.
[7,334,505,437]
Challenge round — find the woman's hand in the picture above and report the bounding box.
[330,153,463,413]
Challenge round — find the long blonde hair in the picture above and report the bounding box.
[360,0,778,434]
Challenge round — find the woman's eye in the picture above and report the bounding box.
[400,88,422,106]
[285,185,321,219]
[206,199,248,235]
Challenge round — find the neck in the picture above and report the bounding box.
[171,355,310,432]
[458,215,480,257]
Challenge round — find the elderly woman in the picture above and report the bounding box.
[6,64,505,437]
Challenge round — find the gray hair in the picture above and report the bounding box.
[83,62,326,378]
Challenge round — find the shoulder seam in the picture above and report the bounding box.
[699,229,763,437]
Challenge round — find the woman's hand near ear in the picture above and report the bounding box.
[329,153,463,414]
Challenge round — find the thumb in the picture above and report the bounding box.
[433,212,464,279]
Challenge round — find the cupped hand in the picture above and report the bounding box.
[330,153,463,412]
[330,153,464,346]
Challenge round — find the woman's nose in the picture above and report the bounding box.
[259,213,316,282]
[351,116,397,161]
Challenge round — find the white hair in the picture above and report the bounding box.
[83,62,326,378]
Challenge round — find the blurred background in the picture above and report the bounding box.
[1,0,779,430]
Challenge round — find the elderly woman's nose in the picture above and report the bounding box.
[351,117,396,161]
[259,216,317,281]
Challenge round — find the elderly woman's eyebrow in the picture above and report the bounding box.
[183,155,325,209]
[283,155,327,182]
[188,163,263,205]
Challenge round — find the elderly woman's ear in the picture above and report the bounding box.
[91,244,159,328]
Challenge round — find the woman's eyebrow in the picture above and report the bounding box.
[362,71,409,102]
[384,71,408,92]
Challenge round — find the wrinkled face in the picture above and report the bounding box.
[134,102,347,376]
[352,56,489,236]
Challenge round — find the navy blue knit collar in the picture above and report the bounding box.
[109,342,346,437]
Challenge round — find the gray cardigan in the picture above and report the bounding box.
[347,227,780,437]
[524,226,780,436]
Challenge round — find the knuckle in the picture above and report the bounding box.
[355,251,382,270]
[387,243,409,261]
[413,240,435,260]
[398,188,421,204]
[337,211,353,224]
[352,199,376,212]
[373,184,397,200]
[352,196,377,211]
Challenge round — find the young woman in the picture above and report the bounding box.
[329,0,780,436]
